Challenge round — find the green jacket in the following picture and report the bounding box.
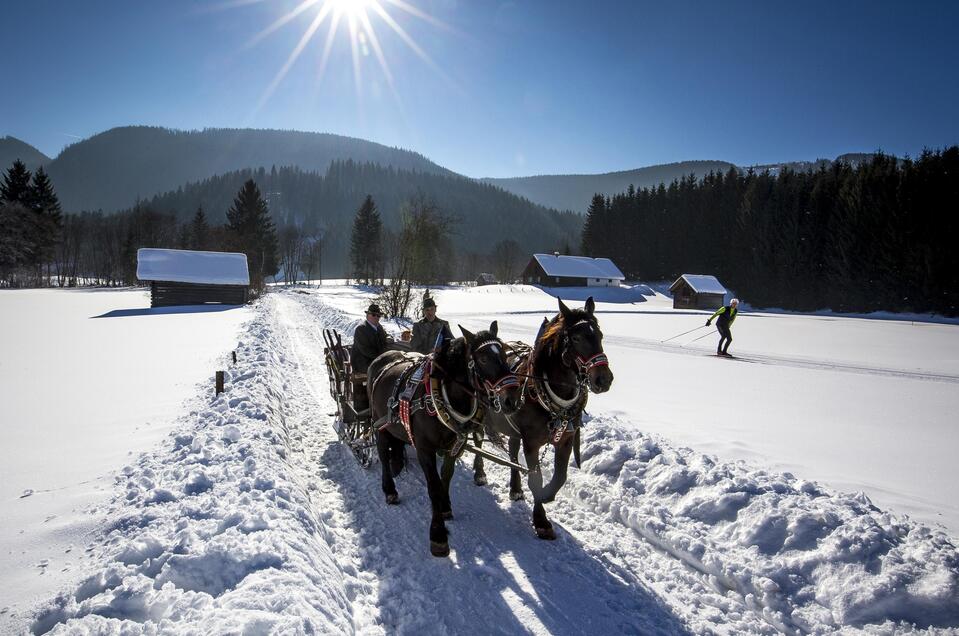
[708,305,737,327]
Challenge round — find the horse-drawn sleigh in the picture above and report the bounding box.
[322,297,614,556]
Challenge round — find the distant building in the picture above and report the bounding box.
[521,253,625,287]
[476,272,497,286]
[669,274,727,309]
[137,248,250,308]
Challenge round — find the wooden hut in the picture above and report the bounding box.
[521,253,624,287]
[137,248,250,308]
[669,274,727,309]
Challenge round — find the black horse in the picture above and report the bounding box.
[368,321,522,557]
[476,297,613,539]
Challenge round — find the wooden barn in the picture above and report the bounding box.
[137,248,250,308]
[521,253,625,287]
[669,274,728,309]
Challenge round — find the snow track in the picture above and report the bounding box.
[486,315,959,384]
[29,288,959,635]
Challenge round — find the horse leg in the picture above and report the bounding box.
[508,435,524,501]
[472,432,487,486]
[536,435,574,504]
[377,430,399,505]
[523,442,556,540]
[389,434,406,478]
[417,447,450,557]
[440,451,455,520]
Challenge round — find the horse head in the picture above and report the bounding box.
[552,296,614,394]
[458,321,522,415]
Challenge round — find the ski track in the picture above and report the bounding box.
[468,315,959,385]
[26,288,959,635]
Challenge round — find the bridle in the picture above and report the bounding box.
[468,339,520,413]
[559,319,609,385]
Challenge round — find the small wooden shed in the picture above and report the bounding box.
[669,274,727,309]
[476,272,497,286]
[137,248,250,308]
[521,253,625,287]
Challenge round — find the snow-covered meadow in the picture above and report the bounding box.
[2,283,958,635]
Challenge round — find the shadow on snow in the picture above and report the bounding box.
[318,443,691,635]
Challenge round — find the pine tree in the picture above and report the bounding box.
[349,194,383,284]
[1,160,33,205]
[190,207,210,250]
[28,167,64,283]
[226,179,278,291]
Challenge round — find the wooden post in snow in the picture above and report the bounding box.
[215,371,224,396]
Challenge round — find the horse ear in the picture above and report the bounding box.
[585,296,595,316]
[489,320,498,337]
[558,298,573,320]
[459,324,475,345]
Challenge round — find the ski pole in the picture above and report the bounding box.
[687,329,715,344]
[661,324,708,343]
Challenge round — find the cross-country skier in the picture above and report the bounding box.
[706,298,739,356]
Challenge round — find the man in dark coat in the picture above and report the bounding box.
[706,298,739,356]
[352,303,390,375]
[410,296,454,355]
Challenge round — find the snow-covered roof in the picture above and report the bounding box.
[137,248,250,286]
[532,254,625,280]
[670,274,727,295]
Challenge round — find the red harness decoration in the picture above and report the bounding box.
[396,358,437,448]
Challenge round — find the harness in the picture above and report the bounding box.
[507,318,609,445]
[376,340,518,456]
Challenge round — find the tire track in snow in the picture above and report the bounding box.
[277,290,782,636]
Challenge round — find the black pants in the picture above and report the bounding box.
[716,324,732,354]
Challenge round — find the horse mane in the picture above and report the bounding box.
[536,308,592,356]
[435,329,498,378]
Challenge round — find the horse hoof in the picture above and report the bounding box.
[385,493,399,505]
[474,474,488,487]
[535,525,556,540]
[509,491,525,501]
[442,510,454,520]
[430,541,450,557]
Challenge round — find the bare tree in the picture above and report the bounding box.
[302,229,324,284]
[279,224,305,285]
[492,238,523,283]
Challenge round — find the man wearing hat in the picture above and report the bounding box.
[352,303,391,376]
[410,295,454,355]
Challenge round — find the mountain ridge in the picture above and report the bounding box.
[40,126,455,212]
[0,136,51,173]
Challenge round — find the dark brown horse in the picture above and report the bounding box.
[476,297,613,539]
[368,321,522,556]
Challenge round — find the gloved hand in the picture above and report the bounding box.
[706,320,711,326]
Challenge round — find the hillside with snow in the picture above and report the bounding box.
[2,284,958,635]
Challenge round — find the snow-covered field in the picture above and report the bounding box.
[2,284,958,635]
[0,289,250,634]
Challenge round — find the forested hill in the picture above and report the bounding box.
[0,136,50,173]
[481,161,735,212]
[145,161,582,277]
[44,127,455,212]
[581,149,959,315]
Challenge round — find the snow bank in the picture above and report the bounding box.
[31,301,353,634]
[573,417,959,633]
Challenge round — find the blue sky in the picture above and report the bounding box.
[1,0,957,177]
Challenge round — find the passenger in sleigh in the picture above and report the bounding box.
[410,295,453,355]
[352,303,391,412]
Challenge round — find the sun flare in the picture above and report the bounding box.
[242,0,453,112]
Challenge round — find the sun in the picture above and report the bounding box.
[241,0,454,113]
[327,0,374,19]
